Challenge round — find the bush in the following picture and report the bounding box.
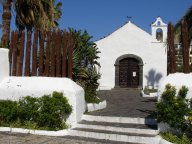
[143,88,157,95]
[0,100,18,125]
[85,86,100,104]
[0,92,72,130]
[156,84,192,135]
[161,132,192,144]
[77,67,101,103]
[37,92,72,130]
[18,96,39,123]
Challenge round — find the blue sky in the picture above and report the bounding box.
[0,0,192,41]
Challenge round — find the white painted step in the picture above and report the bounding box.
[69,129,161,144]
[75,123,158,135]
[82,115,157,125]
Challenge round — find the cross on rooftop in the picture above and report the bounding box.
[127,16,132,21]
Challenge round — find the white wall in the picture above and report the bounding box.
[0,77,85,128]
[158,73,192,99]
[96,21,167,90]
[0,48,9,83]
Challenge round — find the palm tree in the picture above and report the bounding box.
[15,0,62,31]
[1,0,12,47]
[0,0,62,47]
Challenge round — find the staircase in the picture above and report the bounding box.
[68,115,160,144]
[67,89,159,143]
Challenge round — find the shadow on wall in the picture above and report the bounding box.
[145,69,162,88]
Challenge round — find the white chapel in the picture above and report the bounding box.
[96,17,167,90]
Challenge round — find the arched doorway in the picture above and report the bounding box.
[115,54,143,88]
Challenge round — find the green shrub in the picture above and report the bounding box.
[0,91,72,130]
[143,88,157,95]
[0,100,18,125]
[18,96,39,123]
[37,92,72,130]
[161,132,192,144]
[85,86,101,104]
[156,84,192,135]
[77,67,101,103]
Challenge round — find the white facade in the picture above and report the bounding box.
[96,17,167,90]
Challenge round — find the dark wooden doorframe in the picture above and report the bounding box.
[119,58,139,87]
[114,54,143,88]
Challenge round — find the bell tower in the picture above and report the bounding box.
[151,17,167,42]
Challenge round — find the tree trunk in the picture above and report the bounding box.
[167,22,176,74]
[181,19,190,73]
[1,0,12,48]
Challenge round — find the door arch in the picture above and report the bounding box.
[114,54,143,88]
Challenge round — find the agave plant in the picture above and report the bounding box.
[77,66,100,89]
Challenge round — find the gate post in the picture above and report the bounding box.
[0,48,9,83]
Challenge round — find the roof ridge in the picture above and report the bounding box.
[95,21,151,42]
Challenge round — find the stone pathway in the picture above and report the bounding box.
[91,89,157,118]
[0,132,106,144]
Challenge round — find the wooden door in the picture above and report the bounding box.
[119,58,139,88]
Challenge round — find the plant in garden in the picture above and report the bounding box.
[0,100,18,125]
[143,88,157,95]
[156,84,192,136]
[79,67,101,103]
[18,96,40,123]
[0,91,72,130]
[161,132,192,144]
[37,92,72,130]
[69,28,101,103]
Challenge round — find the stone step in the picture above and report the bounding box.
[82,115,157,125]
[76,122,158,135]
[79,120,157,130]
[73,128,157,137]
[68,129,160,144]
[63,136,141,144]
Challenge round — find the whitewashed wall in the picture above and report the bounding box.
[0,48,9,83]
[0,77,86,128]
[158,73,192,99]
[96,20,167,90]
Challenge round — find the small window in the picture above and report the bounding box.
[156,28,163,42]
[157,21,161,26]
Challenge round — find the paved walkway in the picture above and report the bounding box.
[0,132,104,144]
[0,89,157,144]
[91,89,157,118]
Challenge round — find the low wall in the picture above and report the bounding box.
[158,73,192,99]
[0,77,85,128]
[87,100,107,112]
[0,48,9,83]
